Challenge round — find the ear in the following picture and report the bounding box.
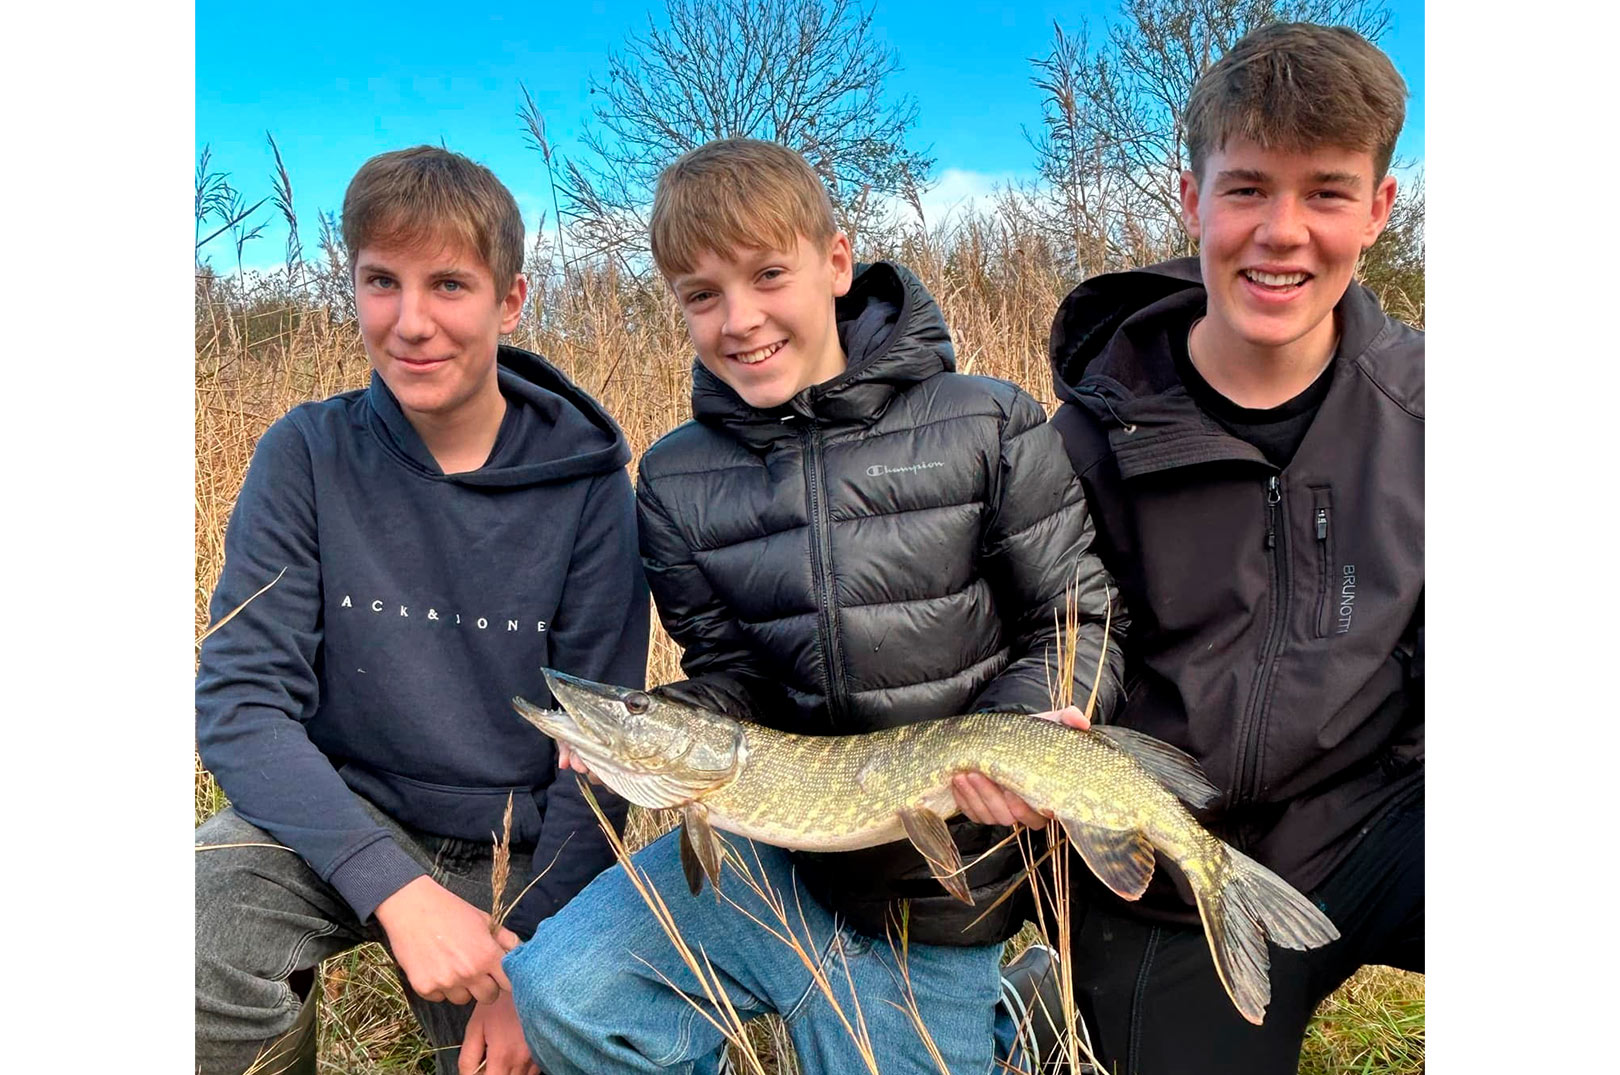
[1363,174,1398,248]
[827,231,854,297]
[1178,169,1203,240]
[499,272,529,334]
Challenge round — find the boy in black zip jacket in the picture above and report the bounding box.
[1045,23,1423,1075]
[505,137,1125,1075]
[194,147,648,1075]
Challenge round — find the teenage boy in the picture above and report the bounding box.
[1045,23,1423,1074]
[504,138,1124,1074]
[194,146,649,1075]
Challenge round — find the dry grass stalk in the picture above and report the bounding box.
[489,792,515,935]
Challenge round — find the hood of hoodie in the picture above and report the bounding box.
[1048,256,1402,476]
[364,344,630,486]
[689,261,955,447]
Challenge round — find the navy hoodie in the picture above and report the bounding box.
[196,345,650,937]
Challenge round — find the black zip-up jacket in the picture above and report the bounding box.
[1048,258,1423,919]
[638,261,1124,946]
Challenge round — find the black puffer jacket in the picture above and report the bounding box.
[638,261,1123,945]
[1048,258,1423,919]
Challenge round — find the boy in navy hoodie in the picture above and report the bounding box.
[194,146,649,1075]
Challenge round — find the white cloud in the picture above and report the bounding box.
[894,167,1034,228]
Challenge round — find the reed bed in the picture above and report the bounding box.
[194,227,1422,1072]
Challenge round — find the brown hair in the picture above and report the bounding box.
[1184,22,1407,182]
[341,146,524,287]
[650,138,837,277]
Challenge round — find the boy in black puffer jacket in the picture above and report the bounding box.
[506,137,1124,1075]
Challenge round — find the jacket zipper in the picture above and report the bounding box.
[801,422,850,728]
[1234,473,1286,806]
[1312,488,1334,638]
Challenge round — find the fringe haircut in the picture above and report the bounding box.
[341,146,525,287]
[650,139,838,278]
[1185,22,1408,182]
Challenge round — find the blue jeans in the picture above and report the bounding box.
[506,829,1024,1074]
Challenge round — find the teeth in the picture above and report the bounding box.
[1244,270,1309,287]
[732,341,784,365]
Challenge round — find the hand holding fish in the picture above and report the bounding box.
[952,705,1091,826]
[374,875,520,1005]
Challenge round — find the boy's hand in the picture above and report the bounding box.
[555,741,603,784]
[459,992,540,1075]
[952,705,1090,828]
[374,876,520,1005]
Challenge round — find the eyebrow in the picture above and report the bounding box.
[353,261,477,281]
[1215,168,1363,186]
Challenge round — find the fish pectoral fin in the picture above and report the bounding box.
[1062,818,1156,901]
[1092,726,1221,809]
[898,807,973,905]
[680,804,725,899]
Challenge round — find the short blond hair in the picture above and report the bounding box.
[650,139,837,277]
[1185,22,1407,182]
[341,146,524,286]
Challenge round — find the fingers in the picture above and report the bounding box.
[954,773,1017,827]
[953,772,1053,828]
[458,1010,487,1075]
[1037,704,1091,730]
[469,973,503,1007]
[1058,704,1091,730]
[495,927,521,952]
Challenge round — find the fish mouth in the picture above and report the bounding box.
[510,669,745,809]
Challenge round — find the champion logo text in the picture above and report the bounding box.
[865,461,945,477]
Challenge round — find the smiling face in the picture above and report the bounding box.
[1180,138,1396,364]
[669,232,854,410]
[354,237,527,428]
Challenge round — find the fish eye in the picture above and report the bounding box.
[623,691,651,715]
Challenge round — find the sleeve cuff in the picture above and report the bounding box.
[327,836,427,924]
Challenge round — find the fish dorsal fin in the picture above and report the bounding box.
[1062,818,1156,900]
[1093,726,1220,808]
[897,806,973,905]
[679,804,725,898]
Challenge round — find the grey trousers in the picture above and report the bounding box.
[194,800,539,1075]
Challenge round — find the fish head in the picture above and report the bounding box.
[510,669,747,810]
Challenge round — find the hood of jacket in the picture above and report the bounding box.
[688,261,955,447]
[365,344,631,486]
[1048,257,1416,477]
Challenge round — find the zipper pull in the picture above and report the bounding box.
[1265,476,1280,549]
[1315,506,1328,541]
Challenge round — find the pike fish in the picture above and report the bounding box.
[513,669,1338,1025]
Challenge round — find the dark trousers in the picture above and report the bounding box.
[194,802,541,1075]
[1063,790,1423,1075]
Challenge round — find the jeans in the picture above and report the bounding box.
[194,802,539,1075]
[507,829,1023,1074]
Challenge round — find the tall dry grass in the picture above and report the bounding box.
[193,217,1422,1071]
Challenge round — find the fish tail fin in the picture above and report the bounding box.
[1188,844,1340,1026]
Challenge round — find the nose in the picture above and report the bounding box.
[1257,194,1308,249]
[394,284,436,342]
[721,292,765,339]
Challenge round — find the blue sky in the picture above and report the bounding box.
[196,0,1424,274]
